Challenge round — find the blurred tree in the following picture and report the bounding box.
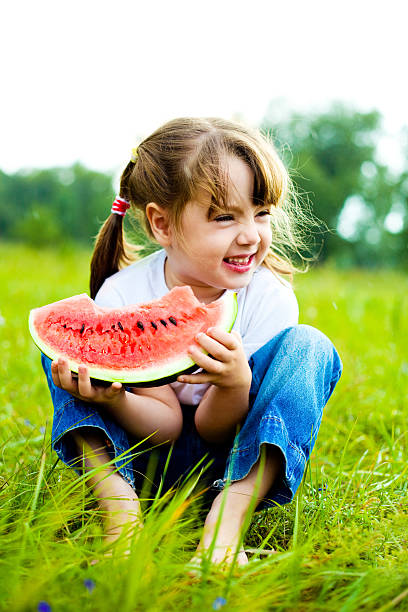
[391,129,408,265]
[0,163,114,247]
[261,102,406,266]
[9,203,63,247]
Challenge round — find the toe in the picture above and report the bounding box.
[186,555,203,580]
[236,550,249,566]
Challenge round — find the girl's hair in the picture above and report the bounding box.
[90,117,316,299]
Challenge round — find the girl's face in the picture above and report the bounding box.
[165,156,272,302]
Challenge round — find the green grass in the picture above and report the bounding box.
[1,241,407,611]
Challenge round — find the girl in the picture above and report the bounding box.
[41,117,342,567]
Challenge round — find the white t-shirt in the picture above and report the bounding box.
[95,249,299,405]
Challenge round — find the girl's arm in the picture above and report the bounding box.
[103,385,183,444]
[194,381,251,444]
[176,328,252,444]
[51,359,182,445]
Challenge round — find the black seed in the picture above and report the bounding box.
[169,316,177,326]
[80,324,85,334]
[151,321,157,330]
[118,321,124,331]
[160,319,167,327]
[111,324,116,330]
[63,324,67,328]
[137,321,144,331]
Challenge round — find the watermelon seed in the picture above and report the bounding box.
[111,324,116,330]
[80,324,85,334]
[137,321,144,331]
[160,319,167,327]
[118,321,124,331]
[151,321,158,330]
[63,324,67,328]
[169,317,177,326]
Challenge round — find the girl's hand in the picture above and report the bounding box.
[51,358,125,408]
[177,328,252,389]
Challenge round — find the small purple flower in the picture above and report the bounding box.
[38,602,51,612]
[212,597,227,610]
[84,578,95,593]
[40,426,46,434]
[24,419,33,427]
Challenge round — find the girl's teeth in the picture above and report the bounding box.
[226,257,250,264]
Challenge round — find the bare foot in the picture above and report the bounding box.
[187,445,282,576]
[91,473,143,563]
[188,492,249,575]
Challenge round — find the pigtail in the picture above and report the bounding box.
[89,163,135,299]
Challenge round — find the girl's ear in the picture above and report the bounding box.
[146,203,172,247]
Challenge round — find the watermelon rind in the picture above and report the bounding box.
[29,291,238,386]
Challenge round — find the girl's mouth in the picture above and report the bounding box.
[222,253,255,273]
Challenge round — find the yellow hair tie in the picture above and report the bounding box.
[130,147,138,163]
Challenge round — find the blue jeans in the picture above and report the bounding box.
[41,325,342,509]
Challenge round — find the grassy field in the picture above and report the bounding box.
[1,241,407,611]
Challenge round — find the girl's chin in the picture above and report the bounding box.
[219,270,255,289]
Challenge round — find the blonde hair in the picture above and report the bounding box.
[90,117,316,299]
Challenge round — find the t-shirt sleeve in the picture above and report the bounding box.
[239,272,299,359]
[94,280,125,308]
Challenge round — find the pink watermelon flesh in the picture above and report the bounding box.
[29,286,237,385]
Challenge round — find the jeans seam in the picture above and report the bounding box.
[231,415,306,476]
[52,411,101,441]
[54,424,126,456]
[324,368,343,404]
[223,437,304,489]
[250,370,261,394]
[54,402,127,456]
[53,423,134,486]
[55,397,83,414]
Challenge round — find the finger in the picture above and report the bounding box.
[188,345,223,373]
[51,360,62,387]
[194,332,231,361]
[177,372,215,385]
[230,330,243,344]
[58,358,78,392]
[206,327,239,350]
[104,382,123,397]
[77,365,93,398]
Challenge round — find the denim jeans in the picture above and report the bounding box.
[41,324,342,509]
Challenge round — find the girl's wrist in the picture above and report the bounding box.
[100,388,127,411]
[217,368,252,391]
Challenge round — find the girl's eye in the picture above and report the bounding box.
[214,215,234,222]
[213,210,271,222]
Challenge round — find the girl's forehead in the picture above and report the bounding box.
[189,191,239,211]
[185,156,257,213]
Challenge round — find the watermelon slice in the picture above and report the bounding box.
[29,286,238,386]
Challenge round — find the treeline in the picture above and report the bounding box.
[262,102,407,267]
[0,164,115,248]
[1,103,407,267]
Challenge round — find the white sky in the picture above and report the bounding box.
[1,0,407,175]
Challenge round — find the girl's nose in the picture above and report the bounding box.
[236,221,261,246]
